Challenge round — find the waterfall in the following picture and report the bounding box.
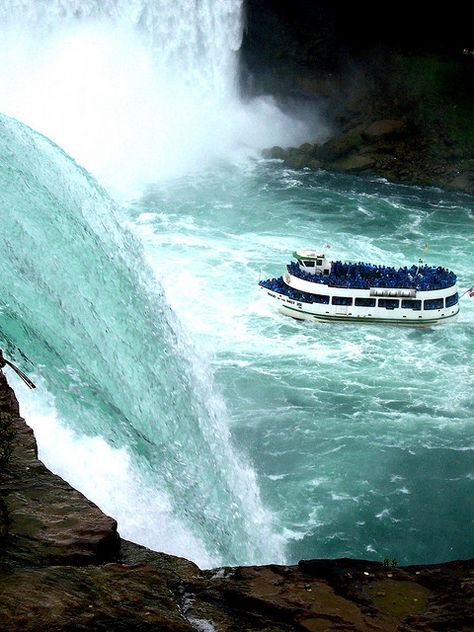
[0,0,311,193]
[0,0,244,97]
[0,111,285,566]
[0,0,308,567]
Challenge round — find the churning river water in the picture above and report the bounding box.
[129,163,474,566]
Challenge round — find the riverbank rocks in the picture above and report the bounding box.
[265,117,474,193]
[448,169,474,193]
[363,119,407,139]
[265,121,394,175]
[316,124,366,162]
[1,371,473,630]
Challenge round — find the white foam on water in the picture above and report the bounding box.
[8,372,218,568]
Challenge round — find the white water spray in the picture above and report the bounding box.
[0,0,314,193]
[10,374,217,568]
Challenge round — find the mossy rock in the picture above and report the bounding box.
[266,146,288,160]
[285,153,308,169]
[367,579,430,618]
[298,142,314,153]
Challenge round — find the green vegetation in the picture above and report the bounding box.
[392,54,474,150]
[382,558,398,568]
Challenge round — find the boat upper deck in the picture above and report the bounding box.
[287,260,457,291]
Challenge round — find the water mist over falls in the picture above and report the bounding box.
[0,0,315,193]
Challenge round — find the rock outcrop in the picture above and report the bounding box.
[1,371,473,631]
[0,379,120,568]
[265,117,474,192]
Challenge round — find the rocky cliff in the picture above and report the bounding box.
[0,371,473,631]
[241,0,474,193]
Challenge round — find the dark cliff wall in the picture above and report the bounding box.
[240,1,474,192]
[240,0,474,96]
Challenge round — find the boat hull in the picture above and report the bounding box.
[262,288,460,327]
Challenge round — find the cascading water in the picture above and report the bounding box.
[0,0,318,193]
[0,0,317,567]
[0,112,286,567]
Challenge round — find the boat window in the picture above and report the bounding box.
[378,299,399,309]
[303,260,315,267]
[355,298,376,307]
[445,292,458,307]
[332,296,353,306]
[424,298,443,310]
[316,259,323,265]
[313,294,330,304]
[323,268,329,274]
[401,299,421,310]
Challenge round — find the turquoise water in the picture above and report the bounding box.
[1,114,473,567]
[0,114,284,568]
[131,163,474,565]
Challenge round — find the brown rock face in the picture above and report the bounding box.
[0,372,120,567]
[363,120,407,139]
[0,564,194,632]
[1,371,473,631]
[316,125,366,162]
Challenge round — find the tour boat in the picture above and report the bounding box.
[259,250,459,326]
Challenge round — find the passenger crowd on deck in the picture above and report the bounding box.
[287,260,456,291]
[259,276,324,303]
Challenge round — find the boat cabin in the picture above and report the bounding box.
[293,250,331,276]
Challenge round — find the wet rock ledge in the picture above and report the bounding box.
[265,118,474,193]
[0,370,473,631]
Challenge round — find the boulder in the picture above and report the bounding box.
[285,152,308,169]
[447,171,474,194]
[298,142,314,153]
[363,119,407,139]
[266,146,288,160]
[307,159,322,170]
[326,152,376,173]
[316,125,366,162]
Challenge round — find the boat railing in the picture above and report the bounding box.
[286,261,457,292]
